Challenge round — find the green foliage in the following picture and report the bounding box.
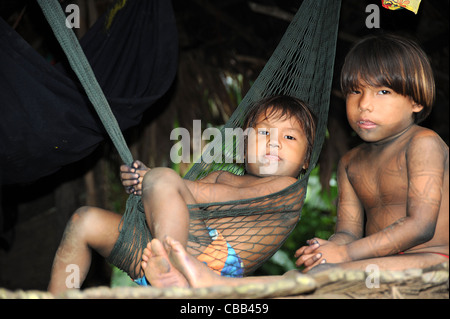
[110,266,138,288]
[224,72,245,106]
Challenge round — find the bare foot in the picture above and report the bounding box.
[141,239,189,288]
[165,236,228,288]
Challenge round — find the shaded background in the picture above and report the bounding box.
[0,0,448,290]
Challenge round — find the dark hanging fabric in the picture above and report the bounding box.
[0,0,178,185]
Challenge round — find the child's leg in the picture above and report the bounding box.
[144,236,293,288]
[323,253,449,272]
[140,239,189,287]
[47,206,123,295]
[141,167,196,248]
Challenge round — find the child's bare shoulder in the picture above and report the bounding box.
[407,127,448,154]
[410,126,441,139]
[339,144,363,168]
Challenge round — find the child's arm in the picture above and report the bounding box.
[184,175,297,204]
[295,154,364,268]
[120,160,150,195]
[305,133,446,266]
[329,153,365,245]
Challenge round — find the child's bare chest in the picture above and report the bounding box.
[348,146,408,210]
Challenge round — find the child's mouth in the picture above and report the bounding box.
[357,120,376,129]
[263,154,280,162]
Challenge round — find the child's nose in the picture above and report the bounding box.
[359,93,373,112]
[265,128,281,149]
[268,138,281,149]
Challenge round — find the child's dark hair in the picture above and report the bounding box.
[340,33,435,124]
[244,95,316,172]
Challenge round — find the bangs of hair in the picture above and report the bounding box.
[340,34,435,123]
[244,96,316,141]
[260,103,295,124]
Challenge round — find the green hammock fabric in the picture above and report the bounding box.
[38,0,341,279]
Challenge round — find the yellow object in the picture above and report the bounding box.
[382,0,422,14]
[105,0,128,30]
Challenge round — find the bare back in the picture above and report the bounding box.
[342,125,449,255]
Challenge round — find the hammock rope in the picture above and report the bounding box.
[38,0,341,279]
[37,0,133,167]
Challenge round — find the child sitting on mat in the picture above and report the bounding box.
[295,33,448,271]
[47,95,316,293]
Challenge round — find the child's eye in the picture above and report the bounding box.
[284,135,295,140]
[378,89,391,95]
[258,130,269,136]
[350,89,361,95]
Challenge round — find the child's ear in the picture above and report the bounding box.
[298,163,308,177]
[412,102,424,113]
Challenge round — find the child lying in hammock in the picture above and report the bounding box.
[47,95,316,293]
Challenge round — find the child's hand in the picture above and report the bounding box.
[296,238,352,272]
[294,238,325,270]
[120,160,150,195]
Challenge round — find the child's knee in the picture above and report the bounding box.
[70,206,103,235]
[71,206,91,224]
[142,167,181,194]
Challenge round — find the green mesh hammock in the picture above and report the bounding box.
[38,0,341,279]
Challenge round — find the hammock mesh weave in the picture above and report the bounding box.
[38,0,341,279]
